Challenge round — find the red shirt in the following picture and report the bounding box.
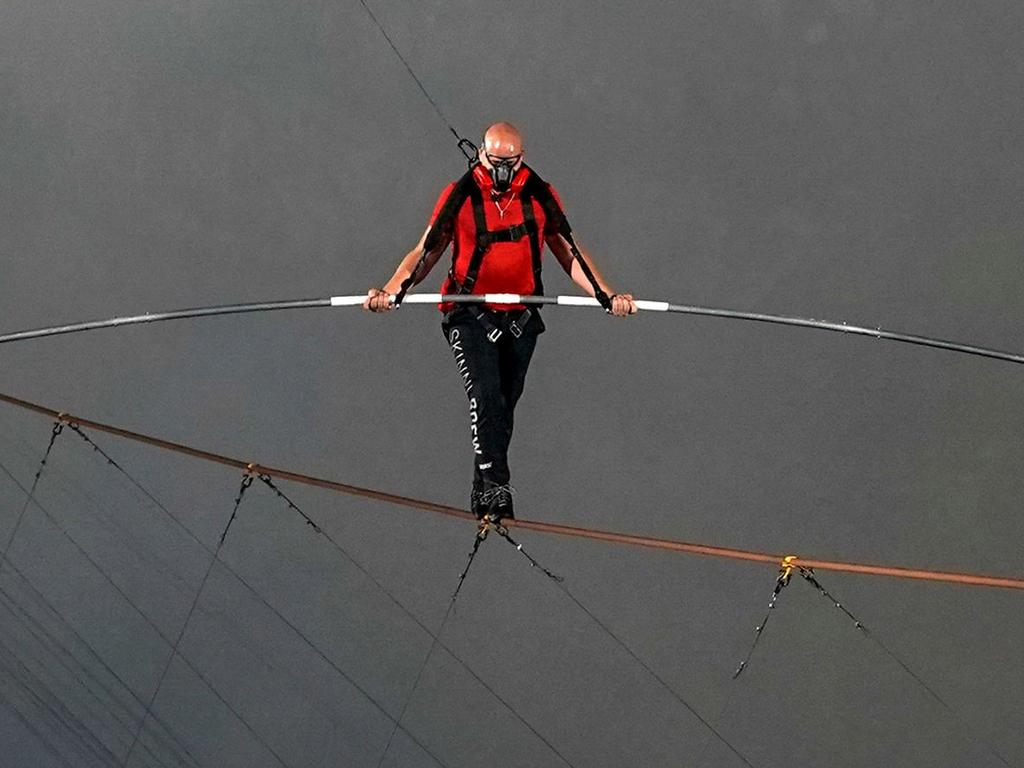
[429,165,562,311]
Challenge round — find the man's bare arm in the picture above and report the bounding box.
[545,233,637,316]
[364,227,450,311]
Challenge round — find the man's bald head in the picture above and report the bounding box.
[482,122,524,159]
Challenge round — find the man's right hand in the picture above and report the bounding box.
[363,288,394,312]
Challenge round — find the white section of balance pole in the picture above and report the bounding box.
[556,296,601,307]
[331,293,669,311]
[330,295,365,306]
[635,300,670,312]
[397,294,443,304]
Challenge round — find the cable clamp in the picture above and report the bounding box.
[457,137,479,166]
[53,412,73,433]
[779,555,798,586]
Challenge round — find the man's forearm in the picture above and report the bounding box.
[564,240,615,297]
[548,234,613,297]
[569,255,612,297]
[381,248,425,294]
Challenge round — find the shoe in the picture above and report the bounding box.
[477,483,514,522]
[471,486,486,519]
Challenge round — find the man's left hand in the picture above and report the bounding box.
[609,293,638,317]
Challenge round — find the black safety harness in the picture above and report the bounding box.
[395,164,612,341]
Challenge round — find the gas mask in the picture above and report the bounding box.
[487,155,521,193]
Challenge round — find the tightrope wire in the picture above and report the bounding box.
[4,391,1021,592]
[3,401,1022,765]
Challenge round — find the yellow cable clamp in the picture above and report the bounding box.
[779,555,798,585]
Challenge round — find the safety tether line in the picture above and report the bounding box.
[353,0,478,167]
[355,0,459,143]
[4,293,1024,367]
[2,392,1022,592]
[122,469,254,768]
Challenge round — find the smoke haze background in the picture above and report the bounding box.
[1,1,1022,766]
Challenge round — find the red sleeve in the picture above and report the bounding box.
[428,182,458,226]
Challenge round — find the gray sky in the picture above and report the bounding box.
[1,1,1023,766]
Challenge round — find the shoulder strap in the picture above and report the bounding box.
[522,166,611,310]
[422,170,475,253]
[457,180,491,294]
[396,171,475,305]
[518,176,544,296]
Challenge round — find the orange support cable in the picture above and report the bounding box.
[2,391,1022,592]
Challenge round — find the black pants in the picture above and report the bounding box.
[442,308,545,489]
